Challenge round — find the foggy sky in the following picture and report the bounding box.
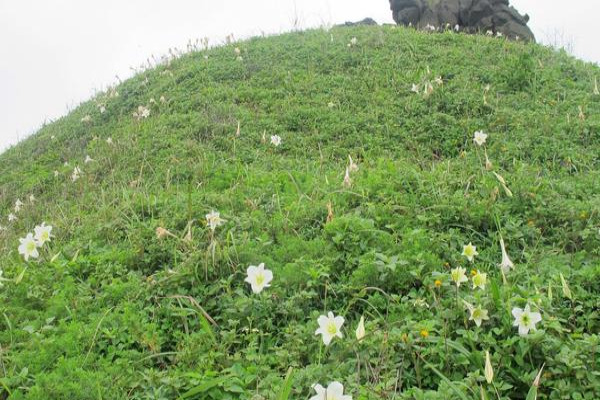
[1,0,598,152]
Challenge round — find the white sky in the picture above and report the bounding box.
[0,0,598,152]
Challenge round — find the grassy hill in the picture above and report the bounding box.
[0,25,599,399]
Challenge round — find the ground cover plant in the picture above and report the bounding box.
[0,25,599,399]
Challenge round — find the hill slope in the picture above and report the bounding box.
[0,26,599,399]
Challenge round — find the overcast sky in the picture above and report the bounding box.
[1,0,598,152]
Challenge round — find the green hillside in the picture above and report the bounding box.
[0,25,599,399]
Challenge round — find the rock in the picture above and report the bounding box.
[339,18,378,27]
[389,0,535,41]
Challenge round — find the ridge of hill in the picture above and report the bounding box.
[0,26,599,399]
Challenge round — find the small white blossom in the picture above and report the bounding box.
[512,304,542,336]
[14,199,23,213]
[472,270,487,290]
[34,222,53,246]
[106,137,113,145]
[467,304,489,327]
[270,135,282,147]
[133,106,150,120]
[18,233,40,261]
[244,263,273,294]
[462,242,479,262]
[310,381,352,400]
[84,155,94,164]
[71,166,82,182]
[499,236,514,273]
[205,210,225,231]
[29,194,35,203]
[54,170,60,178]
[81,115,92,123]
[473,131,488,146]
[450,267,468,287]
[411,84,420,94]
[315,311,344,346]
[355,315,366,341]
[8,213,17,222]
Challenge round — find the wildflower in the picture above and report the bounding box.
[434,76,443,85]
[473,131,488,146]
[81,115,91,123]
[355,316,366,341]
[14,199,23,212]
[8,213,17,222]
[512,304,542,336]
[498,236,514,273]
[485,351,494,384]
[425,24,436,31]
[462,242,478,262]
[84,155,94,164]
[434,279,442,288]
[327,102,335,108]
[106,137,113,145]
[133,106,150,120]
[349,37,358,46]
[18,233,40,261]
[149,98,156,105]
[472,270,487,290]
[496,32,503,37]
[486,30,493,36]
[310,381,352,400]
[244,263,273,294]
[99,105,106,114]
[315,311,344,346]
[234,47,241,55]
[419,329,429,338]
[270,135,282,147]
[467,304,489,327]
[348,155,359,172]
[160,95,166,103]
[205,210,225,231]
[411,84,420,94]
[450,267,468,287]
[54,170,60,178]
[343,167,352,188]
[454,24,460,32]
[29,194,35,203]
[34,223,53,246]
[71,166,82,182]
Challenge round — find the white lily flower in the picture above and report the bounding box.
[349,37,358,46]
[473,131,488,146]
[472,270,487,290]
[355,315,366,341]
[14,199,23,212]
[34,222,53,246]
[310,381,352,400]
[84,155,94,164]
[8,213,17,222]
[54,170,60,178]
[29,194,35,203]
[462,242,478,262]
[411,84,420,94]
[270,135,282,147]
[467,304,489,327]
[451,267,468,287]
[18,233,40,261]
[106,137,113,145]
[512,304,542,336]
[133,106,150,120]
[315,311,344,346]
[244,263,273,294]
[499,236,514,273]
[81,115,92,123]
[205,210,225,231]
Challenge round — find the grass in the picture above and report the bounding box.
[0,25,599,399]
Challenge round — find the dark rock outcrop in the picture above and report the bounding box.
[389,0,535,41]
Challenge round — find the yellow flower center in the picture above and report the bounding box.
[255,273,264,286]
[26,242,36,252]
[327,322,337,335]
[521,314,530,326]
[420,329,429,338]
